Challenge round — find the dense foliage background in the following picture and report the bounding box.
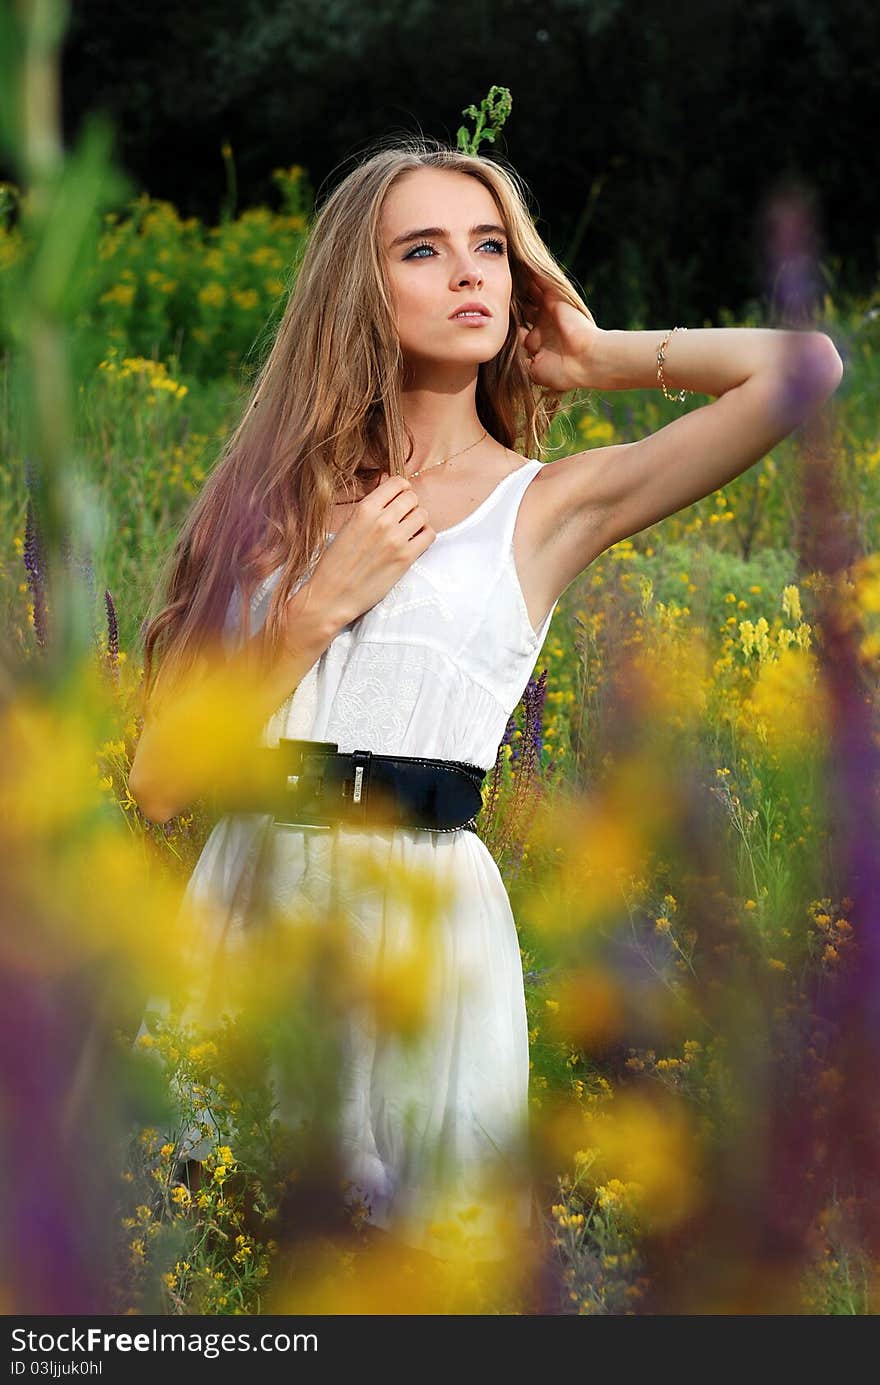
[35,0,878,328]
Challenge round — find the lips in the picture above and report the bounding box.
[449,302,492,319]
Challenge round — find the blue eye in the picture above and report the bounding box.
[405,237,507,260]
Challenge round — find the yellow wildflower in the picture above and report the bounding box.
[198,282,226,308]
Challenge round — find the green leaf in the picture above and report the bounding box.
[23,113,132,319]
[0,1,24,160]
[456,85,513,157]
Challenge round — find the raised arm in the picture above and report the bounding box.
[517,288,844,593]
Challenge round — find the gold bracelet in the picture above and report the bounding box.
[656,326,691,402]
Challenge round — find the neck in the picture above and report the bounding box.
[399,372,486,473]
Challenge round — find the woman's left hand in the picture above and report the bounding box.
[517,272,603,392]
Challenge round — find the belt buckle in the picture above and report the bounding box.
[277,737,338,830]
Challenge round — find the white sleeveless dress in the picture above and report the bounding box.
[135,459,560,1261]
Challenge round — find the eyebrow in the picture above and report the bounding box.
[388,222,508,249]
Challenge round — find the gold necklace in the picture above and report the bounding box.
[407,427,488,480]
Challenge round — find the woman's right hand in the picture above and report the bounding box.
[306,474,435,627]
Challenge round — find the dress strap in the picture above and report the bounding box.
[498,459,544,553]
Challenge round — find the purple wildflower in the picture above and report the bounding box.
[508,710,521,766]
[104,588,119,679]
[511,669,546,803]
[482,668,551,869]
[525,668,548,756]
[481,730,510,838]
[23,493,50,650]
[0,969,120,1311]
[761,184,824,329]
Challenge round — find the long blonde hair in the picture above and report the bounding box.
[140,134,592,716]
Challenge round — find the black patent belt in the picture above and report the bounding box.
[220,738,487,833]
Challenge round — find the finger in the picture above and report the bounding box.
[518,323,540,353]
[515,324,537,368]
[525,270,546,298]
[518,275,542,312]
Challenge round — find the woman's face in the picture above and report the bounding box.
[380,167,513,373]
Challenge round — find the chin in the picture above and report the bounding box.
[401,326,506,359]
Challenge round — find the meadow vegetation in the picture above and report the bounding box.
[2,163,878,1315]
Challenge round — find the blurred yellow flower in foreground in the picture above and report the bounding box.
[634,623,711,728]
[524,751,678,940]
[544,966,626,1049]
[354,940,438,1041]
[538,1083,701,1232]
[151,823,468,1044]
[743,646,829,754]
[0,692,103,841]
[582,1088,702,1231]
[267,1209,534,1314]
[141,642,309,808]
[0,663,191,993]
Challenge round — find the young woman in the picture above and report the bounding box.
[129,137,843,1263]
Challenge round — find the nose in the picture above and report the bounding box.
[453,251,483,288]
